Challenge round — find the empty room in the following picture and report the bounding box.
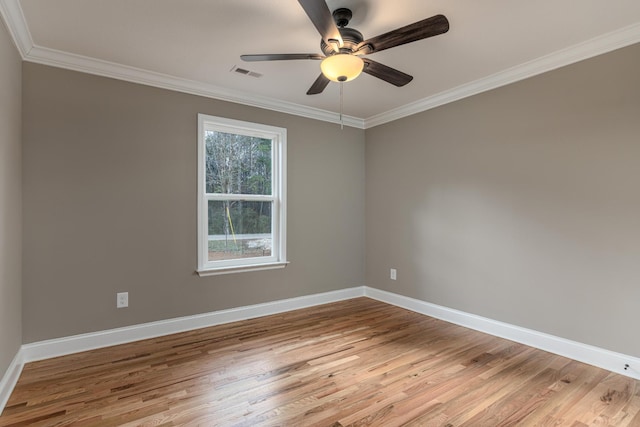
[1,0,640,425]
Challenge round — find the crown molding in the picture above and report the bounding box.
[1,0,350,129]
[24,44,365,129]
[365,22,640,128]
[0,0,32,56]
[0,1,364,129]
[2,0,640,129]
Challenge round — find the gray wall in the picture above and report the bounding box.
[15,35,640,361]
[365,43,640,358]
[22,63,365,343]
[0,21,22,375]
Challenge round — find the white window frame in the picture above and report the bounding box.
[196,114,287,276]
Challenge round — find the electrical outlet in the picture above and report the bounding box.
[390,268,397,280]
[117,292,128,308]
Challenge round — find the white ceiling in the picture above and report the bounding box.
[2,0,640,127]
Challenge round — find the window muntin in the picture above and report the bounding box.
[197,114,286,275]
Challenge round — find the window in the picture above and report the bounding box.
[197,114,287,275]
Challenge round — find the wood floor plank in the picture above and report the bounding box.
[1,297,638,426]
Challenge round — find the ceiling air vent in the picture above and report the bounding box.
[230,66,262,78]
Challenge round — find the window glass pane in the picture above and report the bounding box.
[207,200,273,261]
[205,131,272,195]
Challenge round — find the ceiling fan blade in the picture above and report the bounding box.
[306,73,330,95]
[362,58,413,87]
[298,0,343,52]
[241,53,324,62]
[357,14,449,55]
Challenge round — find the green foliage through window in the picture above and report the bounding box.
[205,131,272,195]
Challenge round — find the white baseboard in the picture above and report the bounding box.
[0,351,23,414]
[21,286,366,363]
[3,285,640,415]
[0,287,365,414]
[364,286,640,380]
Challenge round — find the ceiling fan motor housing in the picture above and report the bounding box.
[320,8,363,56]
[321,26,363,56]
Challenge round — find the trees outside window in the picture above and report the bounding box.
[197,114,287,275]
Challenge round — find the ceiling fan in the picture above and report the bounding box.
[241,0,449,95]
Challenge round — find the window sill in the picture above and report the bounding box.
[196,261,289,277]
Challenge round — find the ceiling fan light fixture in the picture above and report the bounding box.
[321,54,364,82]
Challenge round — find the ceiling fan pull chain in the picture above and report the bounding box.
[340,81,344,130]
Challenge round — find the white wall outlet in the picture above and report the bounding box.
[117,292,129,308]
[390,268,397,280]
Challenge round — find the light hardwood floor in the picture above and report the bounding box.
[1,298,639,426]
